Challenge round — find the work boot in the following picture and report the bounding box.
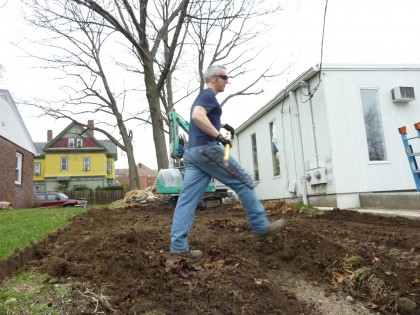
[256,218,288,240]
[171,249,204,261]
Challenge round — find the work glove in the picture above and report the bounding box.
[216,133,232,148]
[223,123,235,139]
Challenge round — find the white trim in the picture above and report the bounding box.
[15,152,22,185]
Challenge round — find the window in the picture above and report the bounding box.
[251,133,259,181]
[47,193,59,201]
[60,157,68,171]
[36,193,46,201]
[83,157,90,171]
[34,162,41,175]
[76,138,83,148]
[34,185,40,193]
[15,152,22,185]
[360,89,387,161]
[68,138,75,148]
[107,161,113,174]
[269,121,281,176]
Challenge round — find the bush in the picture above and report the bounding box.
[96,185,125,191]
[55,184,67,192]
[72,185,93,192]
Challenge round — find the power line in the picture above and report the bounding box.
[301,0,329,101]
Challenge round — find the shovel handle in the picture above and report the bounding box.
[223,131,232,165]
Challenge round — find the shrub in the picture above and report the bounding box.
[96,185,125,191]
[72,185,93,192]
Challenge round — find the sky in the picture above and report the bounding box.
[1,0,420,170]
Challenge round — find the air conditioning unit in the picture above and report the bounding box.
[391,86,415,102]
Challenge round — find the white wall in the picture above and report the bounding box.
[233,65,420,206]
[322,68,420,193]
[0,90,38,155]
[234,104,291,200]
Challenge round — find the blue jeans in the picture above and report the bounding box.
[170,143,269,253]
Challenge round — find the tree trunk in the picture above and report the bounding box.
[143,62,169,170]
[117,119,140,190]
[125,141,140,190]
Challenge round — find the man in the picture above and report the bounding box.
[170,64,287,260]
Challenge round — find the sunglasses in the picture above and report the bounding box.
[215,74,229,81]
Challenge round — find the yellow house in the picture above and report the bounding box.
[33,120,117,192]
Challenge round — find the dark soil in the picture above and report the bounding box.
[1,201,419,314]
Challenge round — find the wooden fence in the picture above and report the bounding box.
[65,190,126,206]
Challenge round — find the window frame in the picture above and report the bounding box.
[15,152,23,185]
[269,120,281,176]
[60,157,68,171]
[251,133,259,181]
[83,156,90,171]
[34,162,41,175]
[76,138,83,148]
[360,88,388,162]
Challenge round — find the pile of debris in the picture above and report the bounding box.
[0,201,13,210]
[111,188,158,208]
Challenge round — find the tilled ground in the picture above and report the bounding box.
[1,201,419,314]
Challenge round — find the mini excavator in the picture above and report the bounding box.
[156,109,230,208]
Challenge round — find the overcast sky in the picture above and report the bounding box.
[1,0,420,169]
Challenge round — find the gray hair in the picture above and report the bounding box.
[204,64,226,83]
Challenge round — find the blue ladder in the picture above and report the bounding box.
[398,122,420,191]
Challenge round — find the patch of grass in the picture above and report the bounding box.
[0,207,86,259]
[367,275,390,300]
[0,271,72,314]
[0,272,115,314]
[341,255,364,270]
[295,201,318,214]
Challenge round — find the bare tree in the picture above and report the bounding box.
[187,0,281,97]
[22,0,283,176]
[22,0,142,189]
[158,0,283,140]
[68,0,191,170]
[68,0,282,167]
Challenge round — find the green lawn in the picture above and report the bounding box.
[0,207,87,260]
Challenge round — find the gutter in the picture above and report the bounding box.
[235,64,321,134]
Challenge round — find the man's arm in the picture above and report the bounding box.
[191,105,220,138]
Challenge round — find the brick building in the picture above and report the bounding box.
[115,163,157,189]
[0,90,38,209]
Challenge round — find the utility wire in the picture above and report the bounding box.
[300,0,329,101]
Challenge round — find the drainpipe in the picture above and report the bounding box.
[304,82,320,168]
[289,90,308,205]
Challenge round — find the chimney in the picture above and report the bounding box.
[47,130,53,141]
[87,120,94,136]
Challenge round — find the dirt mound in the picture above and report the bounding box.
[3,204,420,314]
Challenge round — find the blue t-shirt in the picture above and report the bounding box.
[187,88,222,148]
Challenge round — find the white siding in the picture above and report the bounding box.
[322,68,420,193]
[0,90,38,155]
[234,64,420,207]
[235,102,294,200]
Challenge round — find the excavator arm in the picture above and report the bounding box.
[169,109,189,163]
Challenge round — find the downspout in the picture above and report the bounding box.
[305,82,320,168]
[289,90,308,205]
[236,133,241,166]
